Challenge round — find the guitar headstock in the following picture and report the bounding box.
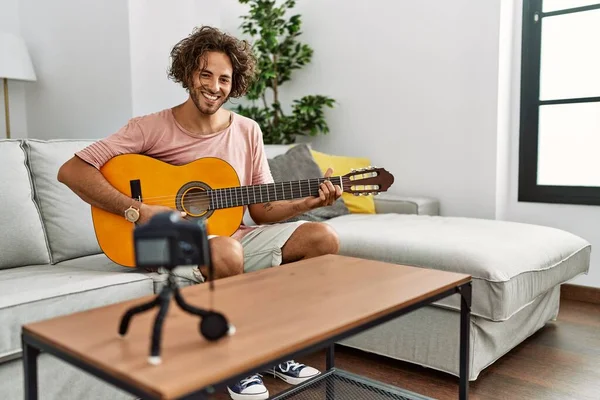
[342,166,395,196]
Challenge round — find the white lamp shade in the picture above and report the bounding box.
[0,32,37,81]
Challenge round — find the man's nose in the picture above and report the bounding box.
[207,78,219,93]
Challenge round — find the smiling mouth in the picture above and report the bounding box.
[202,92,219,102]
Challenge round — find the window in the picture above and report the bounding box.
[518,0,600,205]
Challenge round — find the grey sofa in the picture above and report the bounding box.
[0,139,591,399]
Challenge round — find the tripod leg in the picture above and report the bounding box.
[148,288,172,365]
[118,296,161,336]
[173,286,209,317]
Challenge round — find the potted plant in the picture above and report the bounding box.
[234,0,336,145]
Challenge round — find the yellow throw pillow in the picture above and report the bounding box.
[310,149,376,214]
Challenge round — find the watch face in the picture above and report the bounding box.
[125,208,139,222]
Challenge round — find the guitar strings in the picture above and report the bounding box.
[140,186,343,207]
[132,177,352,203]
[137,179,359,209]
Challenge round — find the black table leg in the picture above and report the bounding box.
[458,282,472,400]
[326,344,335,370]
[22,336,40,400]
[325,344,336,400]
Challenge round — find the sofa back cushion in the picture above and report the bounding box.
[24,139,101,263]
[0,140,51,269]
[267,144,350,222]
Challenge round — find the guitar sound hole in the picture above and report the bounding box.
[181,187,211,217]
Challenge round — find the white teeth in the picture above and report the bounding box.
[202,93,218,101]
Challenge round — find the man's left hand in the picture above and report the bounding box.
[303,168,343,210]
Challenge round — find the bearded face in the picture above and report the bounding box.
[189,51,233,115]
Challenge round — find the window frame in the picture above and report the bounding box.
[518,0,600,206]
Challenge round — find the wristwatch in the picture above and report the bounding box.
[124,202,141,223]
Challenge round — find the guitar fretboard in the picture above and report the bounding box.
[208,177,344,210]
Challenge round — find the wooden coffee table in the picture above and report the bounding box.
[22,254,472,400]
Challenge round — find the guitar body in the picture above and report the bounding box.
[91,154,244,267]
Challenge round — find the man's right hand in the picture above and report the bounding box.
[138,203,187,225]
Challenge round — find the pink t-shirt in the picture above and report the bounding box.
[75,108,274,240]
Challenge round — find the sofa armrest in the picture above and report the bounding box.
[373,194,439,216]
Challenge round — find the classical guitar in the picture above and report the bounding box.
[91,154,394,267]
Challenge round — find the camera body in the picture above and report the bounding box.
[133,211,210,269]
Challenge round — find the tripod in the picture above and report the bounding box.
[118,272,232,365]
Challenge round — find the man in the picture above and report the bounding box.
[57,26,341,400]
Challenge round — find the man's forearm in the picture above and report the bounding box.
[58,156,136,216]
[254,199,310,224]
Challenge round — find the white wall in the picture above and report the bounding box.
[222,0,600,288]
[19,0,133,139]
[128,0,220,117]
[500,0,600,288]
[222,0,502,220]
[0,0,29,139]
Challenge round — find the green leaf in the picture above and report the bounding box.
[236,0,336,144]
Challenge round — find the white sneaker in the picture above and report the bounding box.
[265,360,321,385]
[227,374,269,400]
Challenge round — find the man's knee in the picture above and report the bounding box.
[208,236,244,278]
[303,222,340,255]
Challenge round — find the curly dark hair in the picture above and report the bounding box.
[168,26,257,98]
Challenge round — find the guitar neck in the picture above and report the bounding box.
[208,176,344,210]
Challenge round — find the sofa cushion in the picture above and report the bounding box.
[24,139,101,263]
[326,213,591,321]
[57,253,200,294]
[268,144,350,222]
[0,140,50,269]
[0,254,153,359]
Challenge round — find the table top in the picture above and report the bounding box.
[23,254,470,399]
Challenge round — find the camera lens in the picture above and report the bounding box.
[179,241,196,255]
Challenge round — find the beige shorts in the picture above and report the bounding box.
[240,220,307,273]
[157,221,307,284]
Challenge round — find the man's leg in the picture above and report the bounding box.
[155,236,244,284]
[199,236,244,280]
[280,222,340,264]
[241,221,340,272]
[239,221,337,387]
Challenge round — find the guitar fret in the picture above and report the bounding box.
[207,175,349,210]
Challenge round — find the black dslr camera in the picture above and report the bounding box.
[133,211,211,270]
